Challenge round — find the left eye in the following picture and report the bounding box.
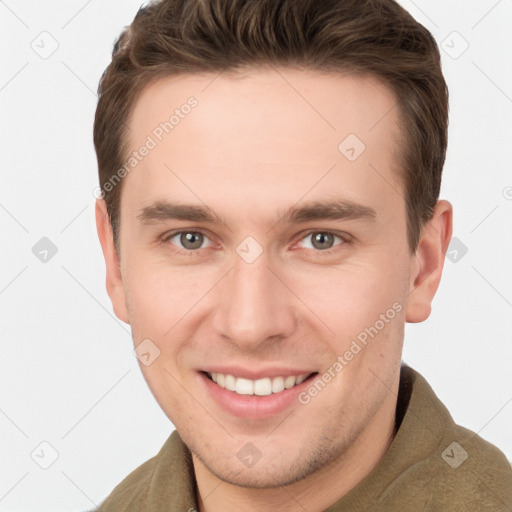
[297,231,345,251]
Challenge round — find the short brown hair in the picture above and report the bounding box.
[93,0,448,253]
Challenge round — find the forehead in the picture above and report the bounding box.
[123,68,403,226]
[128,67,400,152]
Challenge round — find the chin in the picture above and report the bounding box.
[202,458,310,489]
[192,438,344,490]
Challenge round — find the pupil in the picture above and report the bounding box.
[313,232,332,250]
[182,232,202,249]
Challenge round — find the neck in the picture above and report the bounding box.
[193,384,398,512]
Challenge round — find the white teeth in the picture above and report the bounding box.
[272,376,285,393]
[295,374,306,385]
[254,378,272,396]
[284,375,296,389]
[208,372,311,396]
[225,374,236,391]
[235,377,253,395]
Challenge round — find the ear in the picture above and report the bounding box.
[406,200,453,323]
[95,199,130,324]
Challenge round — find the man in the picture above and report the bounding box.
[93,0,512,510]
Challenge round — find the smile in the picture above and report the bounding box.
[206,371,315,396]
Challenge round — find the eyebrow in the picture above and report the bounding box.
[136,199,377,227]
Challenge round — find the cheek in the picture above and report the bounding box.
[122,258,217,393]
[285,256,407,329]
[138,361,195,431]
[123,256,212,334]
[123,240,410,348]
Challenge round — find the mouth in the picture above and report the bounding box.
[203,371,318,396]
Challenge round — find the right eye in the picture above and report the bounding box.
[163,230,214,252]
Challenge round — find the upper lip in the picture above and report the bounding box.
[201,367,317,380]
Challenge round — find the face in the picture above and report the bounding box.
[97,68,448,489]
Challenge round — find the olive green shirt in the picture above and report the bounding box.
[97,365,512,511]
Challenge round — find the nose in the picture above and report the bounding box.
[211,247,298,351]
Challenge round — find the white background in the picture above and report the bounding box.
[1,0,511,510]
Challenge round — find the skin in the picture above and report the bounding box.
[96,67,452,512]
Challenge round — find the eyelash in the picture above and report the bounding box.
[160,229,352,257]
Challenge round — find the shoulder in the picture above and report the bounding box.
[403,366,512,509]
[96,452,158,511]
[431,424,512,510]
[94,430,196,512]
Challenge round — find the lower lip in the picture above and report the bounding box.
[199,372,317,419]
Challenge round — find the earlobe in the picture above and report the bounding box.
[405,200,453,323]
[95,199,130,324]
